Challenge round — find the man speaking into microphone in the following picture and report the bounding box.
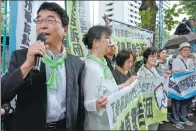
[1,2,85,131]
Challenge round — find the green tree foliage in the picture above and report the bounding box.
[139,8,156,30]
[164,4,185,31]
[139,0,158,32]
[1,1,3,35]
[139,0,158,47]
[179,0,196,18]
[1,1,9,35]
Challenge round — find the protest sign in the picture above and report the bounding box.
[9,1,43,52]
[168,70,196,100]
[106,77,168,130]
[111,22,153,61]
[67,1,90,60]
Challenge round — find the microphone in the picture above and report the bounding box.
[33,33,46,72]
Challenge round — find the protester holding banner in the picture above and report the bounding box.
[137,47,160,78]
[112,49,138,88]
[170,42,195,129]
[156,49,171,77]
[82,25,120,130]
[156,48,171,124]
[189,53,196,68]
[1,2,85,130]
[137,47,160,130]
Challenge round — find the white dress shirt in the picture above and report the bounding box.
[45,49,66,123]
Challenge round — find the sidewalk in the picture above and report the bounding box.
[158,114,196,130]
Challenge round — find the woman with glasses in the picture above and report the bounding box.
[112,49,138,88]
[82,25,119,130]
[137,47,160,78]
[137,47,160,130]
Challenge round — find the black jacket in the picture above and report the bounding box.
[1,49,85,130]
[104,55,115,71]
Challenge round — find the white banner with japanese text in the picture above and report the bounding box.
[106,77,168,130]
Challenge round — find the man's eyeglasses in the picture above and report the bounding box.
[33,17,62,25]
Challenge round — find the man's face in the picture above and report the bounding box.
[107,44,115,55]
[36,10,67,46]
[190,20,195,28]
[179,47,191,58]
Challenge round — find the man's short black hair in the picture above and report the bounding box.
[143,47,158,64]
[116,49,136,68]
[37,2,69,27]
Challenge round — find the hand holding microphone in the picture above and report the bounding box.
[21,33,49,77]
[33,33,47,72]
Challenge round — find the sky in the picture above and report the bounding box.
[169,1,188,35]
[53,1,189,35]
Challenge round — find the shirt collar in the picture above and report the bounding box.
[178,55,188,62]
[46,46,66,59]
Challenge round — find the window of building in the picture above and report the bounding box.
[107,14,114,17]
[106,2,113,6]
[106,8,114,12]
[129,20,133,23]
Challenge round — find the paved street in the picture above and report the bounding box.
[158,113,196,130]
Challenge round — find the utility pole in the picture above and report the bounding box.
[0,0,2,72]
[2,0,7,73]
[159,0,164,48]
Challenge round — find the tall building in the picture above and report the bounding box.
[98,1,170,27]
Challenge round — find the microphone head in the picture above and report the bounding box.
[37,33,46,43]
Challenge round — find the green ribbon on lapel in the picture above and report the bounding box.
[87,54,113,79]
[42,52,67,89]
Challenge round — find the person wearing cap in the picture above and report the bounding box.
[104,42,116,71]
[170,42,194,129]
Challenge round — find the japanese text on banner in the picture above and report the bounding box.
[106,77,168,130]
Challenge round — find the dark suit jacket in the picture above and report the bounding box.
[104,56,115,72]
[1,49,85,131]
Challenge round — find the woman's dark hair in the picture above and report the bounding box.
[159,48,168,53]
[82,25,112,49]
[174,22,191,35]
[143,47,158,64]
[116,49,136,68]
[158,48,168,57]
[37,2,69,27]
